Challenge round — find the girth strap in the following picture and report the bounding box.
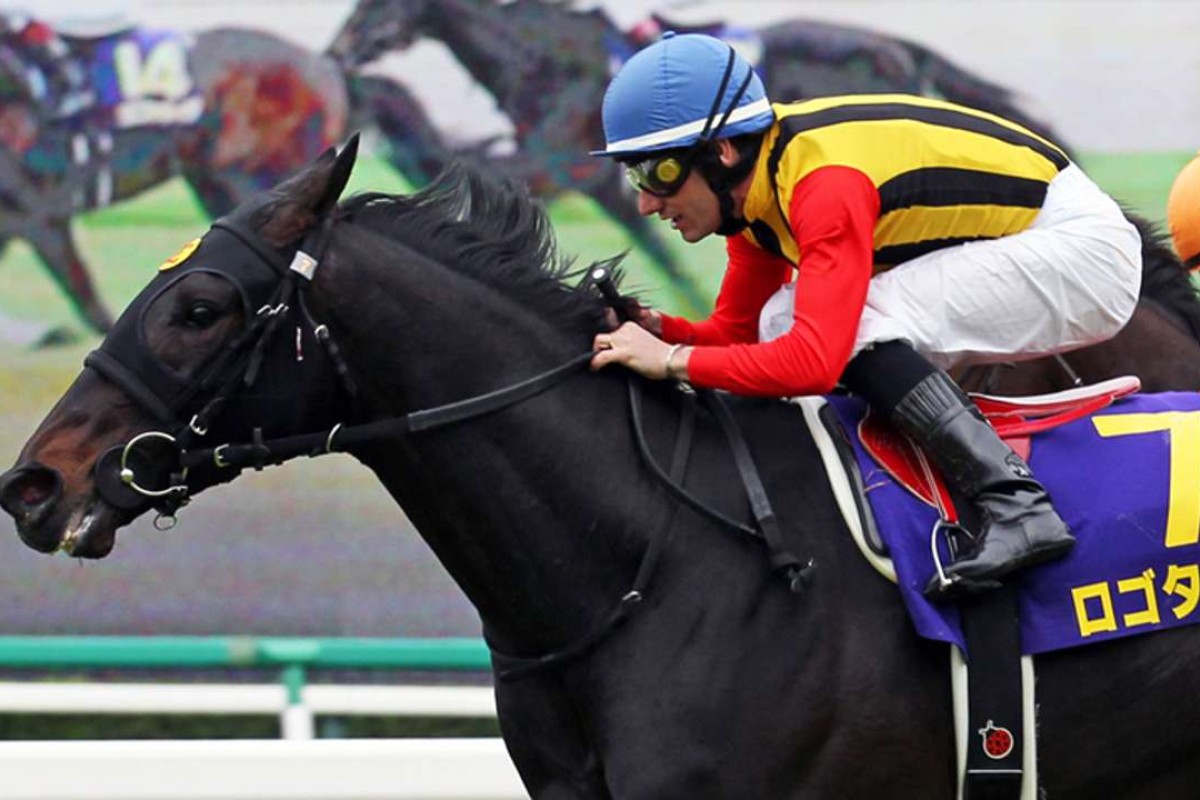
[961,586,1025,799]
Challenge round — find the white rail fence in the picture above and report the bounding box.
[0,637,527,800]
[0,739,525,800]
[0,681,499,739]
[0,682,523,800]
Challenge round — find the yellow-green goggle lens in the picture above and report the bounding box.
[626,155,691,197]
[653,158,682,184]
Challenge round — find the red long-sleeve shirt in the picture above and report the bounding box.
[659,165,881,397]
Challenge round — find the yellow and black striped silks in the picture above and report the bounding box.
[739,94,1070,268]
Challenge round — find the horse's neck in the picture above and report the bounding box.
[421,0,520,104]
[326,266,857,656]
[372,370,660,652]
[316,257,660,652]
[423,0,600,111]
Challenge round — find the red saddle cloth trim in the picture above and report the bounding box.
[858,376,1141,510]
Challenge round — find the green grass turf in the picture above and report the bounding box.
[1077,150,1195,225]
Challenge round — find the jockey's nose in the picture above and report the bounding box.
[637,190,665,216]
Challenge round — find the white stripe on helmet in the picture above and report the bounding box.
[603,97,773,153]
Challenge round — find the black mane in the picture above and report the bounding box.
[1127,211,1200,343]
[337,163,614,335]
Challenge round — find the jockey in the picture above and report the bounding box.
[0,9,93,119]
[1167,152,1200,272]
[589,32,1142,599]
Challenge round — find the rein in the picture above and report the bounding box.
[89,214,815,680]
[180,350,596,472]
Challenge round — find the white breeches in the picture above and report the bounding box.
[758,163,1143,371]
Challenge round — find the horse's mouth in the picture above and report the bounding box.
[2,460,134,558]
[58,498,124,559]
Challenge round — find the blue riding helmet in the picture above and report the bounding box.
[593,31,775,158]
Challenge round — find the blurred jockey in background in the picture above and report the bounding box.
[1168,152,1200,273]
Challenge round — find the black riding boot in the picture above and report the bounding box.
[841,341,1073,599]
[891,371,1074,597]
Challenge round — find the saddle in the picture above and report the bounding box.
[858,375,1141,515]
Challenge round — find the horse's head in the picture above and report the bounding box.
[327,0,427,68]
[0,138,361,558]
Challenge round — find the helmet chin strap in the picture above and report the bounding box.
[684,45,757,237]
[707,152,756,237]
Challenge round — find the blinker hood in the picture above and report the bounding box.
[84,219,293,424]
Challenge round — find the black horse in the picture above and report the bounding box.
[327,0,1071,317]
[0,22,449,341]
[3,141,1200,797]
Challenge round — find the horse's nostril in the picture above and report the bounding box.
[0,465,62,518]
[19,476,52,507]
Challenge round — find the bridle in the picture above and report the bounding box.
[83,215,814,679]
[85,215,348,528]
[85,213,600,529]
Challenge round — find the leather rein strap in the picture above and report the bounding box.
[181,351,596,472]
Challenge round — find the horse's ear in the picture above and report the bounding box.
[317,133,359,214]
[255,134,360,247]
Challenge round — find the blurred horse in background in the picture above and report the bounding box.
[328,0,1073,315]
[0,18,450,342]
[633,12,1067,151]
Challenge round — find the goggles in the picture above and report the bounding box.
[625,151,695,198]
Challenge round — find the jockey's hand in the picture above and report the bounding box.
[602,299,662,335]
[592,321,689,381]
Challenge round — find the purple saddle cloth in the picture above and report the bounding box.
[827,392,1200,655]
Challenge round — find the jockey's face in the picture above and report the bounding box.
[635,169,721,243]
[631,139,743,243]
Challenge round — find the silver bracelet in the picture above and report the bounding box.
[664,343,685,379]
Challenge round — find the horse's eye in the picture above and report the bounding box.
[183,302,219,329]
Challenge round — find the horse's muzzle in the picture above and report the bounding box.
[0,463,65,552]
